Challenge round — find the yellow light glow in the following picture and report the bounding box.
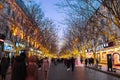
[0,4,3,9]
[20,31,24,39]
[27,36,30,42]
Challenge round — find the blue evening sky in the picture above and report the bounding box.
[35,0,67,50]
[35,0,66,27]
[35,0,67,39]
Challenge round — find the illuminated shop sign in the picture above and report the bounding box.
[15,42,25,48]
[4,44,14,51]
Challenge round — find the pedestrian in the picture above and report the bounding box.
[11,52,27,80]
[96,59,99,65]
[53,58,57,66]
[70,57,75,72]
[80,56,83,64]
[37,58,43,70]
[26,55,38,80]
[88,58,92,66]
[64,58,67,67]
[0,61,1,75]
[85,58,88,67]
[11,56,15,65]
[66,58,71,71]
[96,59,99,68]
[0,55,10,80]
[42,57,50,80]
[91,57,94,66]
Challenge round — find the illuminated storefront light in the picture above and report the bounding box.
[4,40,15,52]
[0,4,3,9]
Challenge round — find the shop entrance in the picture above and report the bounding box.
[113,52,120,66]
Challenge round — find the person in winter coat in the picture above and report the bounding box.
[42,57,50,80]
[11,52,27,80]
[1,56,10,80]
[71,57,75,72]
[66,58,71,71]
[85,58,88,66]
[26,55,38,80]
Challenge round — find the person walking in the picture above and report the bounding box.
[91,57,94,66]
[37,58,43,70]
[42,57,50,80]
[53,58,57,66]
[85,58,88,67]
[0,55,10,80]
[70,57,75,72]
[11,52,27,80]
[66,58,71,71]
[26,55,38,80]
[0,60,1,75]
[63,58,67,67]
[80,56,83,64]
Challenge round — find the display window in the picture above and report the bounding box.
[113,53,120,66]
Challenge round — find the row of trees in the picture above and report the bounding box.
[24,1,58,54]
[58,0,120,58]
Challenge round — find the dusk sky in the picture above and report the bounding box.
[35,0,66,28]
[35,0,67,50]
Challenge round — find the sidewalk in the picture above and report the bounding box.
[86,64,120,78]
[0,65,11,80]
[1,63,120,80]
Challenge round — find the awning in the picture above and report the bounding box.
[4,40,13,45]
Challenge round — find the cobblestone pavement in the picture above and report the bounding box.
[1,63,120,80]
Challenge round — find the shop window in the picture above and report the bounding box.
[102,52,107,60]
[7,7,11,15]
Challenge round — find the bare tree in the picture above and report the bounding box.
[24,1,58,54]
[57,0,120,56]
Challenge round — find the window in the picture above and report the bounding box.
[7,7,11,15]
[12,11,15,19]
[101,19,106,26]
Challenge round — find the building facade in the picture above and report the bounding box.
[86,4,120,65]
[0,0,41,58]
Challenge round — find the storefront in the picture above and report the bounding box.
[4,40,15,58]
[100,51,107,63]
[98,46,120,65]
[86,52,94,58]
[112,47,120,66]
[15,42,26,55]
[27,48,37,56]
[96,52,100,63]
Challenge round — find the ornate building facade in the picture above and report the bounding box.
[0,0,41,58]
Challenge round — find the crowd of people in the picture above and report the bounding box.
[0,50,50,80]
[0,55,10,80]
[0,50,98,80]
[62,57,75,72]
[85,57,96,66]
